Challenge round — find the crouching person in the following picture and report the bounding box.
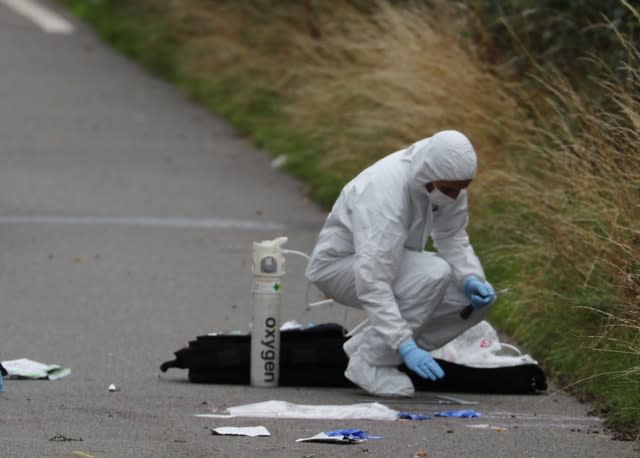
[305,130,496,397]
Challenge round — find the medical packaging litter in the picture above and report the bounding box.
[211,426,271,437]
[197,400,399,421]
[1,358,71,380]
[296,429,381,444]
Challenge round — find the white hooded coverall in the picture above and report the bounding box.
[305,130,492,395]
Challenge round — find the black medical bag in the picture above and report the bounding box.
[160,323,547,394]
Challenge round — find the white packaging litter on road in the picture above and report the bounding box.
[296,432,363,444]
[468,424,508,431]
[197,400,399,421]
[296,429,381,444]
[2,359,71,380]
[212,426,271,437]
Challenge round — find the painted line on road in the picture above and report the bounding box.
[1,0,74,34]
[0,216,287,231]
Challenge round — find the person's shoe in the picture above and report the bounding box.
[344,354,414,397]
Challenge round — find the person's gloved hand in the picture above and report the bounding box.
[399,339,445,381]
[464,276,495,308]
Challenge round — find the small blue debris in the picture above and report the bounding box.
[434,409,481,418]
[397,412,431,420]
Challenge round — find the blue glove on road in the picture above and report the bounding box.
[399,339,445,381]
[463,277,495,308]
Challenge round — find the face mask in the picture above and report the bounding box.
[428,186,456,207]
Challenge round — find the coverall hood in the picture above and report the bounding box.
[408,130,477,199]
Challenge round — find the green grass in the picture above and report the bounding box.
[476,184,639,432]
[61,0,180,80]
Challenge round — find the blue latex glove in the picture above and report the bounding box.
[399,339,445,381]
[463,277,495,308]
[325,429,382,441]
[434,409,481,418]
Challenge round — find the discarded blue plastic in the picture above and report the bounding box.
[434,409,481,418]
[325,429,382,441]
[0,369,4,393]
[397,412,431,420]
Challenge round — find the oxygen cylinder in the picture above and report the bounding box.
[250,236,287,387]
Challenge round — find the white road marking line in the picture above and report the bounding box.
[0,216,286,231]
[1,0,74,34]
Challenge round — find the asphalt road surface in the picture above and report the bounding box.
[0,1,637,457]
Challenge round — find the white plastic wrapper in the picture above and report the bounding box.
[296,432,363,444]
[211,426,271,437]
[2,358,71,380]
[197,400,399,421]
[430,321,538,368]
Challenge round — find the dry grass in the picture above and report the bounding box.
[152,0,520,176]
[509,53,639,310]
[279,1,518,171]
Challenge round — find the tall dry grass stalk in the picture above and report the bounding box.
[279,1,519,171]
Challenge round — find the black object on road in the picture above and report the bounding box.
[160,323,547,394]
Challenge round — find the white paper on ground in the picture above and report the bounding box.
[1,359,71,380]
[196,400,399,421]
[467,424,508,431]
[212,426,271,437]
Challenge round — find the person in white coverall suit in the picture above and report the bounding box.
[305,130,496,397]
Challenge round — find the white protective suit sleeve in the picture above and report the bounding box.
[350,186,414,351]
[431,191,485,289]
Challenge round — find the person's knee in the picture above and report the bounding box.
[425,255,451,282]
[395,254,452,303]
[417,257,452,304]
[414,254,452,289]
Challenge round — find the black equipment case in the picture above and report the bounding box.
[160,323,547,394]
